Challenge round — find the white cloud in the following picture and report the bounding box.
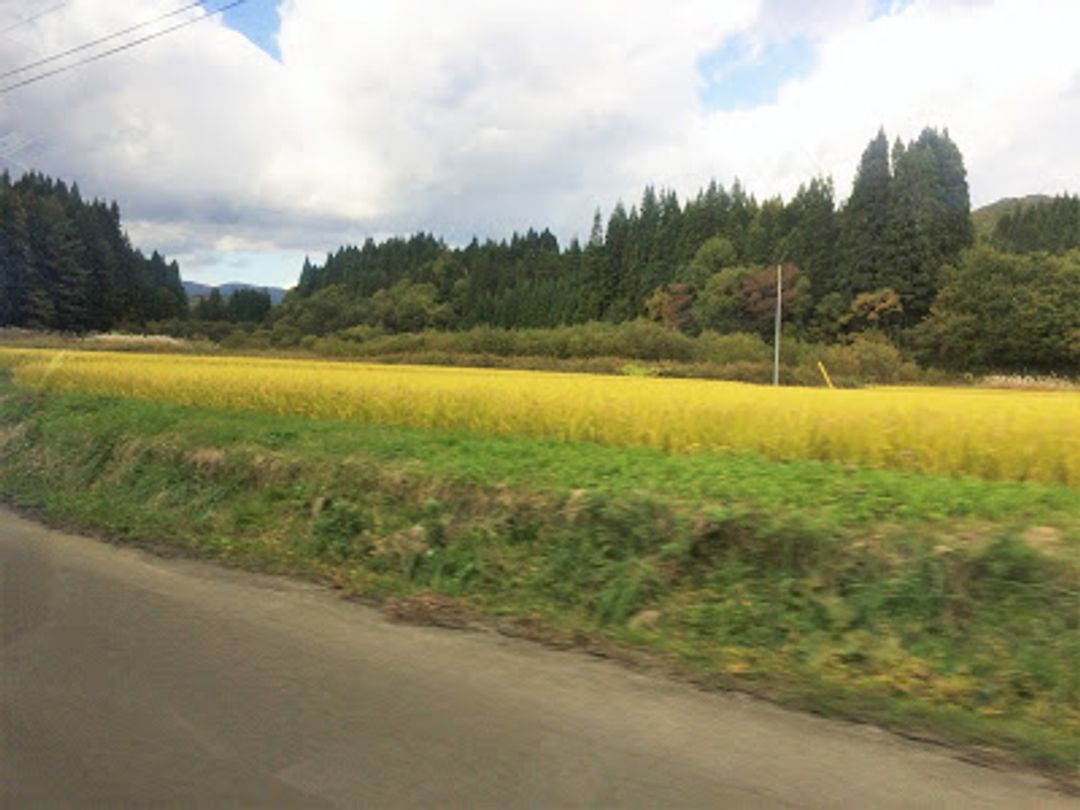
[1,0,1078,286]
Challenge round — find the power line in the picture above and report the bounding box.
[0,130,37,171]
[1,1,207,81]
[0,2,70,37]
[0,0,246,95]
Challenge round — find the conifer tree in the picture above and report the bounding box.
[783,177,837,302]
[917,128,974,256]
[0,181,32,326]
[603,203,632,319]
[835,128,893,299]
[887,139,945,323]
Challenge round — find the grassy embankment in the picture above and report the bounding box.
[0,370,1077,773]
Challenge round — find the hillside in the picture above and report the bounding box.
[971,194,1054,240]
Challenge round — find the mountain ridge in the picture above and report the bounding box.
[182,280,289,305]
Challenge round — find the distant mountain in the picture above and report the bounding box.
[971,194,1054,241]
[182,281,289,305]
[181,280,213,299]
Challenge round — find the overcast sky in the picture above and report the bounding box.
[1,0,1078,287]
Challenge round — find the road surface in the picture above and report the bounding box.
[0,506,1072,807]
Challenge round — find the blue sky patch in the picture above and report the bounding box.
[698,35,816,111]
[208,0,281,60]
[868,0,914,21]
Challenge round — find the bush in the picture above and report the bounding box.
[338,324,386,344]
[219,328,273,352]
[615,320,695,361]
[270,323,303,348]
[821,333,917,385]
[694,331,771,364]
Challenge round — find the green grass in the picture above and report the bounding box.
[1,374,1077,773]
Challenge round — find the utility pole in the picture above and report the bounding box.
[773,263,782,386]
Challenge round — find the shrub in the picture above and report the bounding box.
[821,334,915,385]
[694,331,771,364]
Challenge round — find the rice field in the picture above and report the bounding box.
[1,346,1077,487]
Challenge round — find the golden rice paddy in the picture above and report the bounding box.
[1,347,1077,487]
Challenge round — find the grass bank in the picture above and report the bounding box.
[0,374,1077,773]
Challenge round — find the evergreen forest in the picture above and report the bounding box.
[0,172,188,331]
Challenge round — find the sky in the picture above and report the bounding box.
[0,0,1078,288]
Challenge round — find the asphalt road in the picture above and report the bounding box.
[0,506,1072,808]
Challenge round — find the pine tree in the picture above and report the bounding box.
[886,142,943,323]
[603,202,633,320]
[916,128,974,256]
[0,183,32,326]
[194,288,228,321]
[745,197,785,265]
[783,177,838,302]
[835,128,893,300]
[37,195,91,331]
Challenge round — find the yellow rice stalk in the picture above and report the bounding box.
[2,347,1077,487]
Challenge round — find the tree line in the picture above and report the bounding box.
[2,130,1076,376]
[991,193,1080,254]
[191,287,273,324]
[0,172,188,331]
[274,127,1076,374]
[284,128,975,342]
